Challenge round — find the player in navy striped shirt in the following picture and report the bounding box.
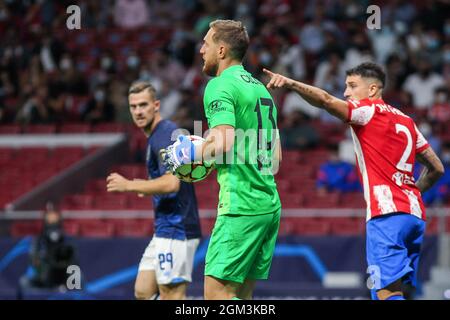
[107,81,201,300]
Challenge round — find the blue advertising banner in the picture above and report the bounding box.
[0,236,437,300]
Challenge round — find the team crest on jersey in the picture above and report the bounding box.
[391,171,415,187]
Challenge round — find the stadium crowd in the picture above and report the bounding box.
[0,0,449,204]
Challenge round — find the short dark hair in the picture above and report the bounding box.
[128,81,157,99]
[346,62,386,88]
[209,19,249,61]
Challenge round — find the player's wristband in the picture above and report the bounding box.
[192,142,203,163]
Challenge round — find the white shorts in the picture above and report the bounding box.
[138,236,200,285]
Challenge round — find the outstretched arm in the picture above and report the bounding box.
[263,68,349,122]
[415,147,445,193]
[106,172,180,195]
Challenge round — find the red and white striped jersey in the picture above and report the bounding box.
[347,98,429,221]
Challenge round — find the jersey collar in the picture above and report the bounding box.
[220,64,244,76]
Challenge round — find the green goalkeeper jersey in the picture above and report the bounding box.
[203,64,281,215]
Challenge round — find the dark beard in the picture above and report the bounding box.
[203,61,218,77]
[143,116,155,132]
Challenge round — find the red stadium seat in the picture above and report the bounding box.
[79,220,115,237]
[200,217,216,236]
[85,178,107,194]
[446,216,450,234]
[197,194,218,209]
[279,193,305,208]
[10,221,43,237]
[328,217,365,235]
[275,180,292,193]
[114,219,153,237]
[0,148,15,164]
[127,194,153,210]
[59,123,91,133]
[92,123,127,133]
[340,192,366,208]
[24,124,57,134]
[0,124,22,134]
[425,216,438,235]
[293,217,330,235]
[278,217,298,236]
[63,220,81,236]
[61,194,95,210]
[52,146,85,159]
[16,147,50,163]
[111,164,145,179]
[301,192,340,208]
[94,194,128,210]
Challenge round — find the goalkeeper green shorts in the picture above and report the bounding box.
[204,209,281,284]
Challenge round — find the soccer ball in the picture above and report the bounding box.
[174,135,215,183]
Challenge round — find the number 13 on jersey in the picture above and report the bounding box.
[254,97,279,173]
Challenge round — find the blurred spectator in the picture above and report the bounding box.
[172,88,202,130]
[19,206,76,291]
[420,121,442,155]
[299,4,338,55]
[109,78,131,124]
[280,110,319,150]
[368,22,399,65]
[149,49,186,89]
[406,22,427,55]
[317,145,361,194]
[81,86,115,123]
[417,143,450,206]
[158,79,182,120]
[402,58,445,109]
[343,32,375,70]
[381,0,417,26]
[59,53,89,95]
[383,54,409,108]
[16,85,50,124]
[271,28,306,81]
[314,51,345,98]
[113,0,150,30]
[428,87,450,126]
[169,20,197,68]
[36,31,65,74]
[282,91,320,119]
[338,128,356,165]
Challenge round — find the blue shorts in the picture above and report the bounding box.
[366,212,425,298]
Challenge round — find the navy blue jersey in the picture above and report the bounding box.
[146,119,201,240]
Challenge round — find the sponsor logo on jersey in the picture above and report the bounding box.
[208,100,227,114]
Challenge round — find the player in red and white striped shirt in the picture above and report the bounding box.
[264,62,444,300]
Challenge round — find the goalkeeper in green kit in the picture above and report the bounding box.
[162,20,281,300]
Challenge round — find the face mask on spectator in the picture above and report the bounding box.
[442,152,450,164]
[445,23,450,37]
[436,92,448,104]
[418,123,431,138]
[60,58,72,71]
[259,51,272,66]
[127,55,140,69]
[101,57,112,70]
[94,90,105,102]
[444,50,450,64]
[426,38,439,50]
